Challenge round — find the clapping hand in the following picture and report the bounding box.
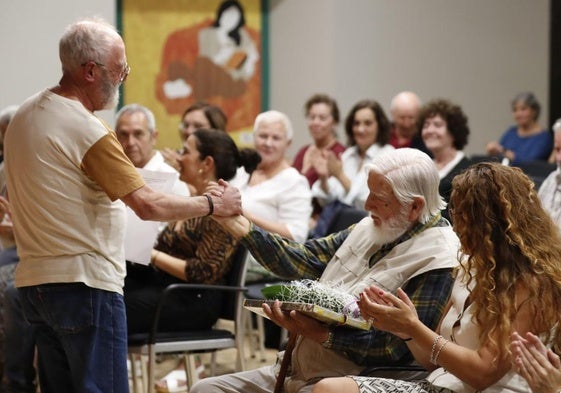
[325,150,343,178]
[358,285,419,340]
[511,331,561,393]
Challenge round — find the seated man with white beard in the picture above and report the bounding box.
[191,148,460,393]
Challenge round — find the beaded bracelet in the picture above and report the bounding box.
[429,335,443,365]
[433,338,449,365]
[204,194,214,216]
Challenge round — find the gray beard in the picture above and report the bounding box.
[102,86,120,110]
[370,213,412,246]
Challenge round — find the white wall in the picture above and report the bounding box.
[0,1,116,123]
[0,0,549,158]
[269,0,550,158]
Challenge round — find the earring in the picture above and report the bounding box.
[198,169,203,174]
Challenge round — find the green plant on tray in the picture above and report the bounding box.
[261,279,360,318]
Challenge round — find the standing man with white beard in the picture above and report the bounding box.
[3,18,241,393]
[191,148,460,393]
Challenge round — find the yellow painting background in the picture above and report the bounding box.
[121,0,262,150]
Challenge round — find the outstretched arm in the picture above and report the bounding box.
[123,180,242,221]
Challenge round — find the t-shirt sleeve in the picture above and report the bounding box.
[81,132,145,201]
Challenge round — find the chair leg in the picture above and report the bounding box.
[138,354,149,393]
[256,315,266,361]
[129,354,141,393]
[209,351,218,376]
[184,354,200,389]
[148,348,156,393]
[243,309,266,362]
[244,309,257,359]
[235,344,245,372]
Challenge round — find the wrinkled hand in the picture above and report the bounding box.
[161,148,181,172]
[358,285,418,339]
[263,300,328,342]
[511,331,561,393]
[211,180,242,216]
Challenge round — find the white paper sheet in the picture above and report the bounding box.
[124,168,178,265]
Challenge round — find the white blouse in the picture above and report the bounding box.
[311,143,394,209]
[232,167,312,243]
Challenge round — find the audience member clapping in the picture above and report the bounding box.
[311,99,394,211]
[292,93,346,187]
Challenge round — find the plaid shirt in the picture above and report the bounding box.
[241,218,455,367]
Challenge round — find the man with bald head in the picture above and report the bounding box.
[388,91,429,154]
[4,18,241,392]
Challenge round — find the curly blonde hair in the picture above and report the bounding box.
[450,162,561,360]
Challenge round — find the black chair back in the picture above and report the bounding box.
[513,160,556,190]
[220,245,248,321]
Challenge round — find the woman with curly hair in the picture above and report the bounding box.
[312,162,561,393]
[419,98,471,221]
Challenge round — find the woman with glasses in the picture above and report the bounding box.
[162,101,227,171]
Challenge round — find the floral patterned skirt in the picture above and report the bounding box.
[350,376,455,393]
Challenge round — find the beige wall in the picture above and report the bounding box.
[0,0,549,158]
[0,1,116,123]
[269,0,550,158]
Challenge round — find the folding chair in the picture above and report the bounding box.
[127,246,248,393]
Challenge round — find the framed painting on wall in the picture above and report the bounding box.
[117,0,268,149]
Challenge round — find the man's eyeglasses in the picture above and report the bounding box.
[81,61,131,83]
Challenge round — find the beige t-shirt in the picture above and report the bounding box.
[4,90,144,294]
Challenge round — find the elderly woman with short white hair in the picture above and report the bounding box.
[232,110,312,246]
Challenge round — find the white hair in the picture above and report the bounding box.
[59,17,121,73]
[253,110,294,141]
[365,148,445,223]
[116,104,156,133]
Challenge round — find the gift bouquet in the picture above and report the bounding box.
[244,279,370,330]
